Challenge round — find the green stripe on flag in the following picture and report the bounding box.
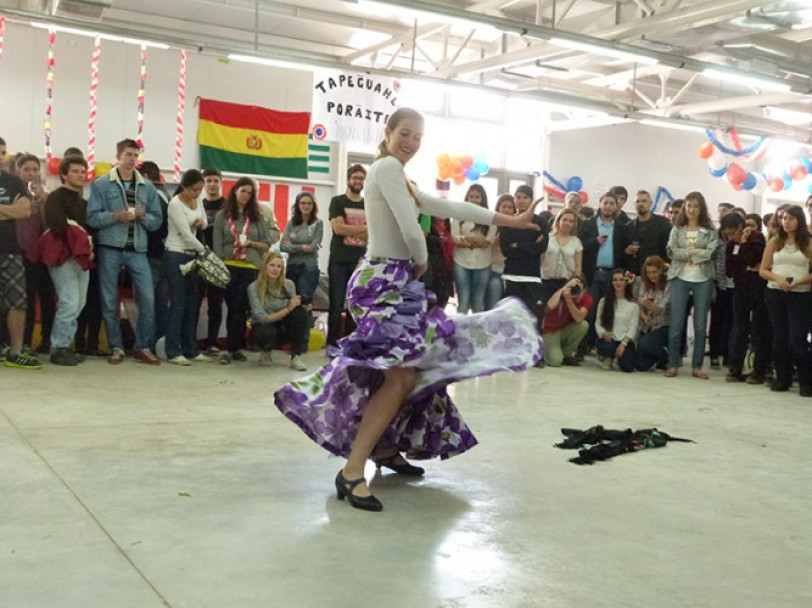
[308,154,330,163]
[308,166,330,174]
[200,145,307,178]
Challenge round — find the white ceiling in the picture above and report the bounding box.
[3,0,812,139]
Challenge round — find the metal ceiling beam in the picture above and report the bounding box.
[644,92,806,117]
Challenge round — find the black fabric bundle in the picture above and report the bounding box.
[554,425,694,465]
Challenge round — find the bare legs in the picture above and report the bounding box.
[7,308,25,354]
[341,367,417,497]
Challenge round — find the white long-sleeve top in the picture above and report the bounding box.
[365,156,495,264]
[595,297,640,343]
[165,195,206,254]
[451,220,497,269]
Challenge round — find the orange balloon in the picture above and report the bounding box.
[453,173,466,185]
[450,160,464,175]
[460,155,474,169]
[436,152,450,166]
[698,142,714,159]
[438,164,452,180]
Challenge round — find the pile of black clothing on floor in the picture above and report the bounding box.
[554,425,694,465]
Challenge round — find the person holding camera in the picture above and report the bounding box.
[248,252,309,371]
[635,255,670,371]
[541,274,592,367]
[595,269,639,372]
[759,205,812,396]
[281,191,323,318]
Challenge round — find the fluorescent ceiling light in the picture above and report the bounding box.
[548,38,659,65]
[30,22,169,49]
[639,119,708,134]
[702,68,792,92]
[766,106,812,125]
[227,54,314,71]
[354,1,501,38]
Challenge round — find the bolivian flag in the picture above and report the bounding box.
[198,99,310,178]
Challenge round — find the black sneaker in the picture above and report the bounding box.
[50,348,79,366]
[4,352,43,370]
[231,351,248,362]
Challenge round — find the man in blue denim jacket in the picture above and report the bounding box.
[86,139,162,365]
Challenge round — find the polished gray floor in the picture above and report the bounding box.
[2,353,810,608]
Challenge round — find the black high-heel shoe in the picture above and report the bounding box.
[335,471,383,512]
[374,454,425,477]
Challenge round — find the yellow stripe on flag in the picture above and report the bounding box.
[198,119,308,158]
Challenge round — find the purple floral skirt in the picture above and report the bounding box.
[274,256,543,460]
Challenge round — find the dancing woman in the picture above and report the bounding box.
[275,108,543,512]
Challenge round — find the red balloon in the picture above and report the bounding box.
[578,190,589,204]
[47,157,61,176]
[790,164,808,181]
[698,142,714,159]
[449,159,464,176]
[726,163,746,185]
[770,178,784,192]
[460,155,474,169]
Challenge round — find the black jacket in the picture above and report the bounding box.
[578,215,631,285]
[500,215,549,278]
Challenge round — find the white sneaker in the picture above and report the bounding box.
[290,355,307,371]
[599,356,610,370]
[190,353,213,362]
[168,355,192,366]
[258,351,273,367]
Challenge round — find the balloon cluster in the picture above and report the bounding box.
[541,171,589,204]
[699,134,812,194]
[436,153,489,185]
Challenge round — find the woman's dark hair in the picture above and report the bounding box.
[719,211,744,236]
[676,191,714,229]
[600,269,634,332]
[377,108,424,159]
[291,191,318,226]
[744,213,763,232]
[464,183,490,235]
[225,176,261,223]
[775,204,810,255]
[173,169,204,197]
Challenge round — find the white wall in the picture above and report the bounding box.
[549,122,757,214]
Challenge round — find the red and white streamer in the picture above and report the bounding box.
[87,34,101,179]
[136,44,147,156]
[173,49,187,182]
[0,16,6,60]
[44,28,56,161]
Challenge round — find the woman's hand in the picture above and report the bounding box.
[615,342,627,358]
[301,244,313,252]
[601,332,614,341]
[779,277,793,292]
[288,295,302,311]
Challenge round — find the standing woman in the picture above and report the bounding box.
[248,252,309,371]
[594,269,639,372]
[664,191,718,379]
[163,169,208,365]
[275,108,543,512]
[213,177,272,364]
[759,205,812,397]
[485,194,515,310]
[541,207,583,308]
[280,191,323,309]
[451,184,496,314]
[635,255,670,371]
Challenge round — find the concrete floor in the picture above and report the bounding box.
[1,352,810,608]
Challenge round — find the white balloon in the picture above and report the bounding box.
[752,173,767,195]
[708,149,727,170]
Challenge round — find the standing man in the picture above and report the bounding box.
[43,156,93,366]
[624,189,672,275]
[200,167,227,354]
[0,163,41,368]
[609,185,631,224]
[87,139,162,365]
[579,192,630,349]
[327,164,368,352]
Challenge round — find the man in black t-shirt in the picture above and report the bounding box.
[624,189,672,275]
[326,164,367,350]
[199,167,227,353]
[0,169,41,368]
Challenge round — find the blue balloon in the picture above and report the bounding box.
[808,182,812,194]
[466,168,480,181]
[567,176,583,192]
[710,165,727,177]
[783,175,793,190]
[741,174,757,190]
[800,158,812,171]
[478,162,490,176]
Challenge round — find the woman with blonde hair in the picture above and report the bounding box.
[541,207,583,309]
[275,108,543,512]
[247,252,309,371]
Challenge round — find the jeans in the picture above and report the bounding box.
[544,320,588,367]
[728,280,771,377]
[286,263,320,300]
[164,251,201,359]
[765,289,811,389]
[668,277,713,369]
[48,259,90,350]
[224,265,257,352]
[453,264,490,314]
[327,260,357,346]
[23,260,56,348]
[485,270,503,311]
[98,247,155,351]
[201,284,225,346]
[596,338,636,372]
[149,256,170,350]
[75,265,102,353]
[636,325,669,371]
[253,306,309,356]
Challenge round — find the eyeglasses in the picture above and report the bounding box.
[349,176,365,181]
